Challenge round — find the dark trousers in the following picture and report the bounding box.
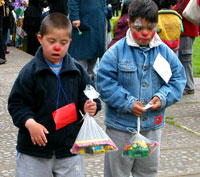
[0,15,5,59]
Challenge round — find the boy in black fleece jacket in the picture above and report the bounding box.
[8,12,101,177]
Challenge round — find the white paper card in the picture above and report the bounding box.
[144,103,154,110]
[153,53,172,83]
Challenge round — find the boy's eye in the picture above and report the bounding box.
[148,23,156,30]
[61,41,67,45]
[133,25,142,30]
[48,39,55,44]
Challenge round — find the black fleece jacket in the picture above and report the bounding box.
[8,47,101,158]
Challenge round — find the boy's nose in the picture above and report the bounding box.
[141,32,148,37]
[53,45,61,51]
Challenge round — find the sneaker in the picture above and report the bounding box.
[0,58,7,64]
[183,89,195,95]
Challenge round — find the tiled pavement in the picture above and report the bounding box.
[0,47,200,177]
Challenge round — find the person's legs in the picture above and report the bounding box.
[16,153,53,177]
[0,15,6,63]
[76,58,97,75]
[179,36,195,93]
[53,155,84,177]
[131,129,161,177]
[104,127,135,177]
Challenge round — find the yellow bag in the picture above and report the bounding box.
[158,10,183,41]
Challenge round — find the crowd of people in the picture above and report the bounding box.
[2,0,199,177]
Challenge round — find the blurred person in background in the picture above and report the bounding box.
[175,0,199,95]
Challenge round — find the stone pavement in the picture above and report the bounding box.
[0,47,200,177]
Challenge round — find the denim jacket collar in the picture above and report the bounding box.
[126,28,163,48]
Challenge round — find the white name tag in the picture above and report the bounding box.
[153,53,172,83]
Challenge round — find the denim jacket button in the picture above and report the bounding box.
[142,117,147,121]
[142,83,147,87]
[144,67,148,71]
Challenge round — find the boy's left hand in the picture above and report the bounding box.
[149,96,162,111]
[84,100,97,116]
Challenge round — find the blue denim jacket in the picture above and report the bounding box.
[96,29,186,132]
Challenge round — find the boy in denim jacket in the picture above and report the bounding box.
[8,13,101,177]
[96,0,186,176]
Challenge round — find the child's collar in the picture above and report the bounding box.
[126,28,163,48]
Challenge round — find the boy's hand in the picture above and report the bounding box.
[132,100,146,117]
[25,119,49,146]
[149,96,162,111]
[84,100,97,116]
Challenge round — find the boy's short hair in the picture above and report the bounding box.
[128,0,158,23]
[39,12,72,37]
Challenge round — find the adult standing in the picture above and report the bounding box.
[23,0,47,55]
[68,0,106,76]
[108,0,121,17]
[0,1,6,64]
[48,0,68,16]
[175,0,199,94]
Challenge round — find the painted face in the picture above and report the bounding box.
[129,18,157,46]
[37,28,71,64]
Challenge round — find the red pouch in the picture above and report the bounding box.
[52,103,77,130]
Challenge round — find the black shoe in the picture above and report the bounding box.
[0,58,7,64]
[183,89,195,95]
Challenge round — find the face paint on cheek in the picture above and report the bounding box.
[133,31,139,40]
[151,31,156,39]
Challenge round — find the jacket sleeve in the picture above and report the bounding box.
[68,0,80,21]
[96,49,137,114]
[8,67,36,129]
[153,48,187,109]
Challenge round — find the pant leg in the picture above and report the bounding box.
[75,58,97,75]
[0,14,5,59]
[131,129,161,177]
[104,127,135,177]
[53,155,84,177]
[16,153,53,177]
[178,36,195,91]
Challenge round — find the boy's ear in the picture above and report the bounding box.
[127,19,131,28]
[37,34,42,44]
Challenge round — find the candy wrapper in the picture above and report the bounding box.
[123,117,159,159]
[70,85,118,155]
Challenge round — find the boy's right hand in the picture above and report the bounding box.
[25,119,49,146]
[132,100,146,117]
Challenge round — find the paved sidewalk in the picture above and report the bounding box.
[0,47,200,177]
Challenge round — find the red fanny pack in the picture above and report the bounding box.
[52,102,77,130]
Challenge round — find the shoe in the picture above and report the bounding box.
[0,58,7,64]
[5,49,10,54]
[183,89,195,95]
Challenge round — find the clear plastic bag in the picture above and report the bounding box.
[123,117,159,159]
[70,85,118,155]
[70,112,118,155]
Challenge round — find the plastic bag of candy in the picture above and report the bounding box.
[70,85,118,155]
[123,117,159,159]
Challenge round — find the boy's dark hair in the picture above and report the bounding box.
[128,0,158,23]
[39,12,72,36]
[159,0,178,9]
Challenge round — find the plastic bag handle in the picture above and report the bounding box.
[137,117,140,133]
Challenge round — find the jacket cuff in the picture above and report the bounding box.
[154,92,166,109]
[126,96,137,113]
